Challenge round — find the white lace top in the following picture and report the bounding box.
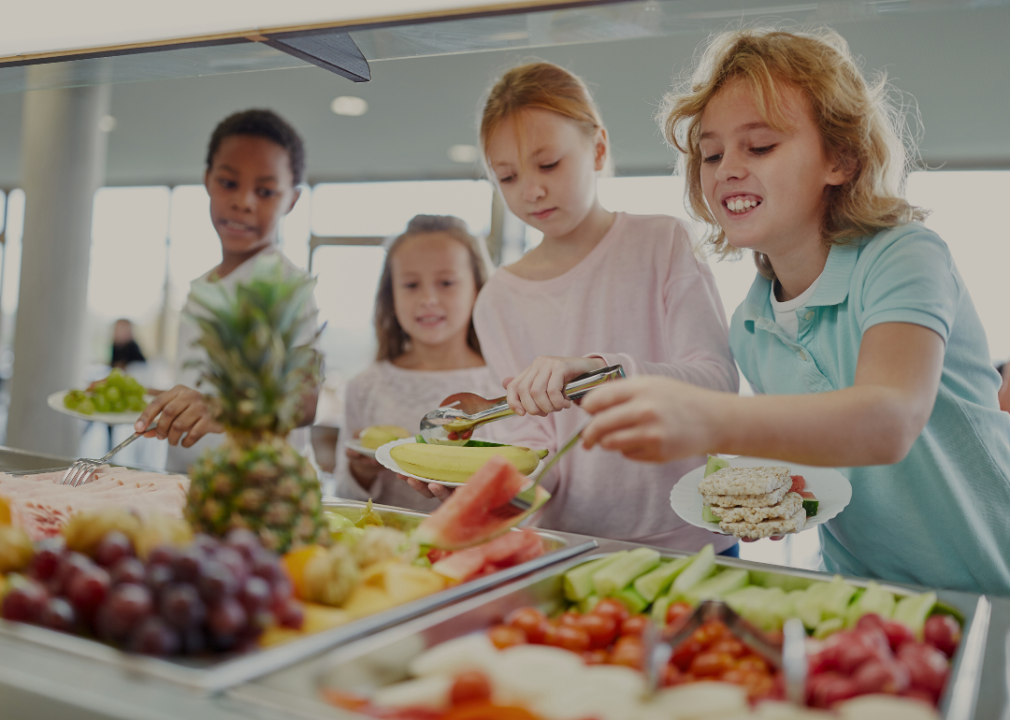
[333,360,501,512]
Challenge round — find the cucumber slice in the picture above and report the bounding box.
[844,581,896,628]
[592,547,661,597]
[669,544,716,600]
[893,591,937,639]
[814,617,845,639]
[802,499,819,517]
[821,576,859,620]
[702,505,720,524]
[578,595,601,614]
[563,553,628,602]
[704,456,731,477]
[612,586,649,615]
[684,568,749,606]
[634,557,692,603]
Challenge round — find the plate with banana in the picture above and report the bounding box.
[375,437,549,488]
[345,425,413,459]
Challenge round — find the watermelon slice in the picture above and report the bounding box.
[431,529,545,583]
[790,475,817,500]
[413,456,547,550]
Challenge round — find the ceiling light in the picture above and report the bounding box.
[448,144,479,163]
[330,96,368,116]
[98,115,116,132]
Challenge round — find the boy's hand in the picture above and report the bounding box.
[581,376,723,463]
[346,448,383,488]
[999,364,1010,414]
[134,385,223,447]
[503,356,606,417]
[399,474,454,502]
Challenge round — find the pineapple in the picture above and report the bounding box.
[184,255,330,553]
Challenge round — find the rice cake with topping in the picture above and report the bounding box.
[719,506,807,539]
[701,482,792,508]
[698,466,791,496]
[709,492,803,524]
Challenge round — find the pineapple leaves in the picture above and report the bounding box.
[183,255,322,435]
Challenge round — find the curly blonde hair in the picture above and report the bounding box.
[660,27,926,273]
[374,215,488,362]
[479,61,611,178]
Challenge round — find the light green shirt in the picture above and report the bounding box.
[730,223,1010,596]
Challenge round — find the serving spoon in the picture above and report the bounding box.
[418,364,625,445]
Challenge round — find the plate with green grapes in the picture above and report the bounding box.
[48,370,153,425]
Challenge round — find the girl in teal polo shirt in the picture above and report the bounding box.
[581,27,1010,596]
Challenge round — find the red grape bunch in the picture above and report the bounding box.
[1,528,304,656]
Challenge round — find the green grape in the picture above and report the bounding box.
[93,396,111,413]
[112,399,127,413]
[124,377,143,394]
[105,386,122,403]
[127,396,146,412]
[64,395,80,410]
[77,399,95,415]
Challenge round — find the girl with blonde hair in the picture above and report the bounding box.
[582,28,1010,594]
[407,61,740,554]
[335,215,499,511]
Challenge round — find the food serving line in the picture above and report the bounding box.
[0,445,1007,720]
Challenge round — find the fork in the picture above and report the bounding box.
[61,424,155,487]
[488,424,586,521]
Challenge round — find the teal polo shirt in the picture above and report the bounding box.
[730,223,1010,596]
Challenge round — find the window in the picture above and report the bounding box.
[0,189,25,372]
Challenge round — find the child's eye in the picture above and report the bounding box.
[257,188,276,199]
[702,153,722,164]
[750,145,776,155]
[540,160,559,170]
[218,178,237,189]
[497,175,514,184]
[439,280,456,288]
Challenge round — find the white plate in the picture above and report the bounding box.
[344,440,376,459]
[47,390,154,426]
[670,456,852,536]
[375,437,547,488]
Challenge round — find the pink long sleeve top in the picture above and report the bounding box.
[474,212,739,551]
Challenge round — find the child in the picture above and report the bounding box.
[135,109,319,474]
[335,215,499,512]
[581,29,1010,595]
[410,62,740,553]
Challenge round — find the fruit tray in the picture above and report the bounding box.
[0,500,596,694]
[228,549,991,720]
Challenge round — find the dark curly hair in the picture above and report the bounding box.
[205,109,306,186]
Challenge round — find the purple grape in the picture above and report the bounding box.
[190,534,218,554]
[160,584,206,630]
[238,576,272,616]
[172,547,206,584]
[110,557,147,586]
[130,616,181,656]
[274,598,304,630]
[146,546,179,567]
[250,551,285,585]
[52,552,94,596]
[224,528,260,561]
[40,597,76,633]
[29,538,66,582]
[103,583,153,638]
[94,531,134,568]
[180,627,207,655]
[208,597,247,638]
[145,564,175,597]
[1,577,49,623]
[271,576,294,605]
[213,546,249,584]
[66,565,111,617]
[198,561,237,602]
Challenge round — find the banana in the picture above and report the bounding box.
[390,443,545,484]
[360,425,412,450]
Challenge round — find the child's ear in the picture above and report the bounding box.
[594,128,609,172]
[827,151,857,186]
[203,169,212,192]
[285,186,303,215]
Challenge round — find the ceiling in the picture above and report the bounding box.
[0,0,1008,189]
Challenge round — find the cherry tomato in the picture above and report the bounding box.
[670,638,704,672]
[736,655,769,674]
[710,639,747,658]
[506,607,549,644]
[593,599,629,625]
[741,670,777,700]
[542,621,560,647]
[609,635,644,669]
[620,615,649,637]
[488,624,527,650]
[690,651,736,677]
[691,620,730,648]
[662,664,682,686]
[555,624,591,654]
[450,671,492,705]
[579,612,618,649]
[581,648,609,665]
[557,611,582,627]
[720,668,747,685]
[665,602,693,628]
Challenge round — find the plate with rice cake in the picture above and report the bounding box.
[670,457,852,539]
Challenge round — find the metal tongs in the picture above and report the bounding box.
[641,600,807,702]
[419,364,625,445]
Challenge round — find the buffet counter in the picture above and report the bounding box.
[0,446,1006,720]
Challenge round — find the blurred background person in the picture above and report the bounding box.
[110,318,146,370]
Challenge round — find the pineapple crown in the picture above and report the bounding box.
[185,255,322,435]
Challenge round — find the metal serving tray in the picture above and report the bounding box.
[229,549,991,720]
[0,499,596,694]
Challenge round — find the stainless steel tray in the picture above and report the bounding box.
[230,549,991,720]
[0,499,596,694]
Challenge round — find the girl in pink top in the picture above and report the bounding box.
[408,63,739,551]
